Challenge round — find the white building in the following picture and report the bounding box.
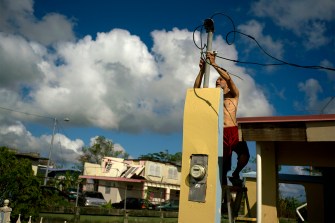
[80,157,181,204]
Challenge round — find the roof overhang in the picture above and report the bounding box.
[80,175,144,183]
[237,114,335,142]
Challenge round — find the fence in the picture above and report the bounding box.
[11,207,178,223]
[1,197,178,223]
[0,199,11,223]
[2,179,180,223]
[39,207,178,223]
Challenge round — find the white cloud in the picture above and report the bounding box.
[298,79,322,99]
[0,0,275,164]
[0,120,84,164]
[114,144,126,153]
[251,0,335,49]
[238,20,284,59]
[270,83,286,100]
[0,33,43,89]
[151,28,274,118]
[278,166,310,200]
[279,183,306,201]
[297,78,323,112]
[294,78,335,114]
[321,60,335,83]
[0,0,75,45]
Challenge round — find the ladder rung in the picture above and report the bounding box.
[223,185,248,192]
[235,216,257,222]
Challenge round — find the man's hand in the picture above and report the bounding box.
[206,52,216,66]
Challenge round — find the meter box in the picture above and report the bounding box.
[188,154,208,202]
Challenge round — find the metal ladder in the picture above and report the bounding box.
[224,185,256,223]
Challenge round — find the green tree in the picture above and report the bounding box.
[55,170,80,190]
[0,147,42,221]
[278,196,302,219]
[139,150,182,164]
[78,136,129,166]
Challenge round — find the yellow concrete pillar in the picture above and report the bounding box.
[258,142,278,223]
[244,177,257,217]
[178,88,223,223]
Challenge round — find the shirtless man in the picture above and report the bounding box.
[194,52,250,187]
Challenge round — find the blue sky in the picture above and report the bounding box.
[0,0,334,197]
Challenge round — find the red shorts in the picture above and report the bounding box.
[223,126,248,171]
[224,126,239,155]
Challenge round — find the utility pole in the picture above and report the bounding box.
[203,18,215,88]
[44,117,57,186]
[43,117,70,185]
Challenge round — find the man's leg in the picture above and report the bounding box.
[221,166,229,213]
[221,145,232,213]
[232,141,250,179]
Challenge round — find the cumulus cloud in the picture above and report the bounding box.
[298,79,323,105]
[251,0,335,49]
[0,0,75,45]
[321,59,335,83]
[0,0,275,164]
[279,183,306,201]
[293,78,335,114]
[238,20,284,59]
[151,29,274,117]
[296,79,323,112]
[0,120,84,164]
[0,33,43,89]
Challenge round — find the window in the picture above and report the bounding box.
[104,162,112,173]
[168,167,178,180]
[148,163,162,177]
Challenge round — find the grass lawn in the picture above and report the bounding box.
[39,213,297,222]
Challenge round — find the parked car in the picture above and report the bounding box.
[64,187,81,201]
[112,197,156,210]
[78,191,107,207]
[156,199,179,211]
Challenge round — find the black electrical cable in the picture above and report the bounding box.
[0,106,53,120]
[210,12,236,45]
[216,55,285,67]
[193,13,335,72]
[227,30,335,71]
[192,25,206,51]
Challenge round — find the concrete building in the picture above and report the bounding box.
[80,157,181,204]
[238,114,335,222]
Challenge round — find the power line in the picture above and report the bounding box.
[193,13,335,72]
[320,97,335,114]
[0,106,53,120]
[0,105,72,177]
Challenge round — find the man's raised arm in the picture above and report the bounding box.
[194,58,205,88]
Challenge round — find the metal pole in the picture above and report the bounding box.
[203,18,215,88]
[75,181,80,207]
[44,117,57,186]
[124,186,127,210]
[256,143,262,223]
